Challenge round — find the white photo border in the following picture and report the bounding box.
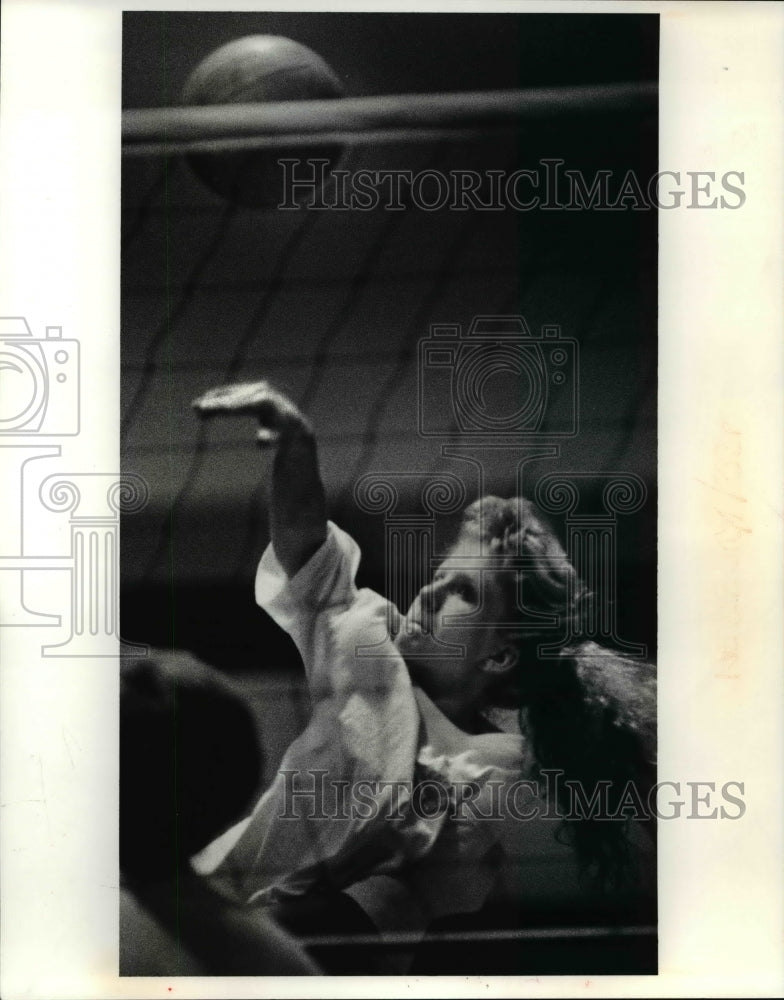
[1,1,782,997]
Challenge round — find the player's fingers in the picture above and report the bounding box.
[192,380,275,415]
[192,386,237,414]
[193,384,306,447]
[191,384,245,410]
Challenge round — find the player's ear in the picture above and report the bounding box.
[479,644,519,676]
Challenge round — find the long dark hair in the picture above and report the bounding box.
[455,496,656,888]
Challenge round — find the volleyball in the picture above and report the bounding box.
[182,35,345,208]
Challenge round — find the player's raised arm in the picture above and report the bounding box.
[193,381,327,577]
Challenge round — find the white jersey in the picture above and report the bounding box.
[194,522,525,939]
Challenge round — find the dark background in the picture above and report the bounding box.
[120,12,658,964]
[122,12,658,103]
[121,11,658,673]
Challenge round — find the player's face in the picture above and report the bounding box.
[394,542,512,699]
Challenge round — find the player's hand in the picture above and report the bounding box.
[195,380,325,576]
[192,381,311,446]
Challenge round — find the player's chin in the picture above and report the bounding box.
[394,627,431,658]
[393,631,417,657]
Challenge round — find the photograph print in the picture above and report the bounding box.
[120,10,659,977]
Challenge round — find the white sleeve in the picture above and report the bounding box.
[254,521,361,675]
